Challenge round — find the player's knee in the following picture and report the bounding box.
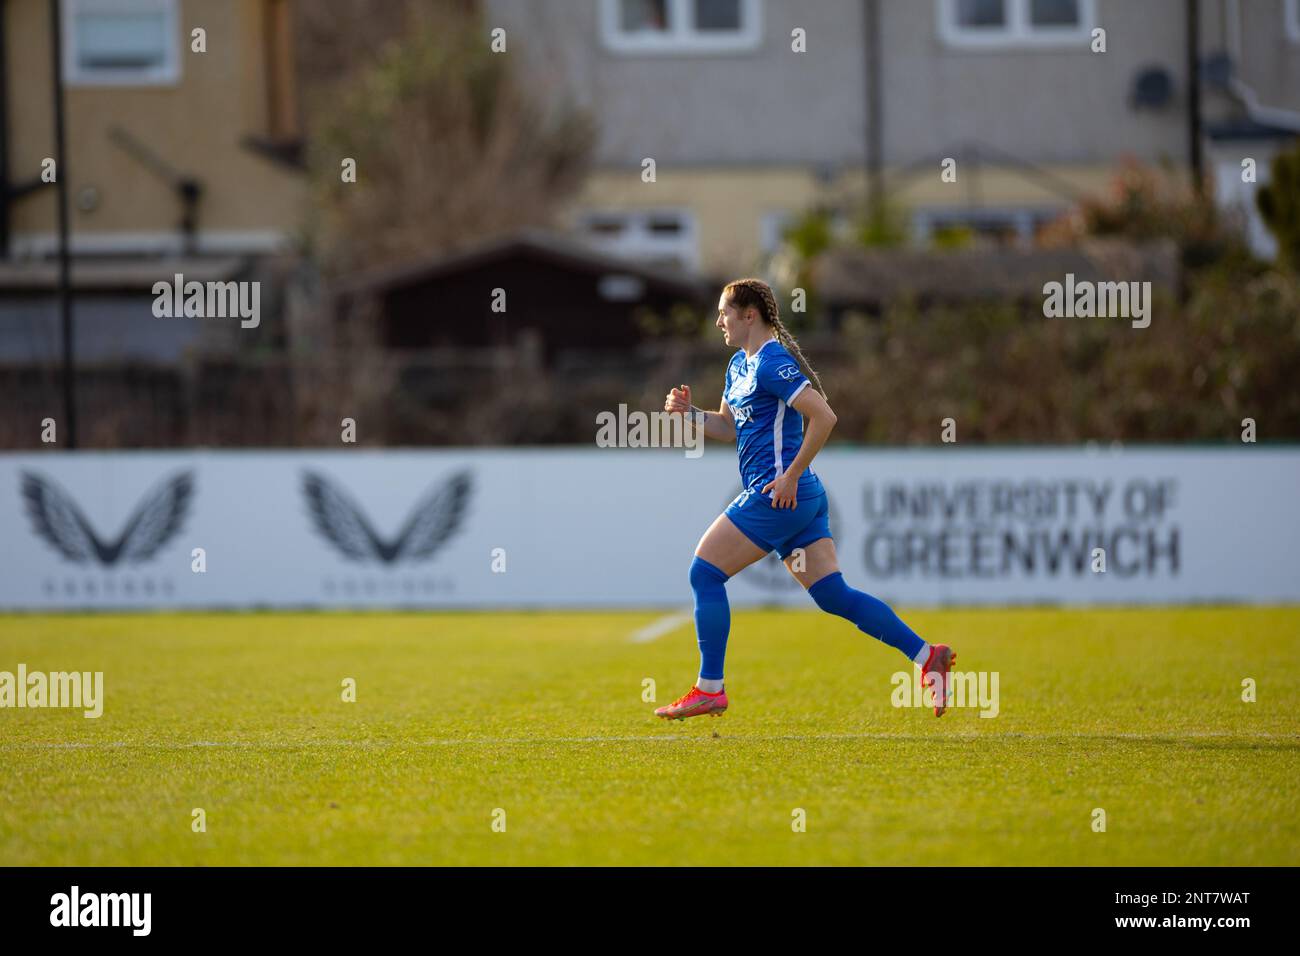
[807,571,852,616]
[689,555,729,595]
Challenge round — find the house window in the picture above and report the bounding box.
[601,0,762,54]
[759,211,795,256]
[912,207,1060,248]
[576,209,699,269]
[1287,0,1300,43]
[64,0,180,86]
[937,0,1095,48]
[759,209,853,257]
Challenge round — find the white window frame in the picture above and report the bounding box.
[936,0,1097,50]
[600,0,762,55]
[911,206,1061,247]
[759,210,795,256]
[1287,0,1300,44]
[576,208,699,268]
[63,0,180,87]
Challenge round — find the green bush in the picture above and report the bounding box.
[821,261,1300,444]
[1258,140,1300,272]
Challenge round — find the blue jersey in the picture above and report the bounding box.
[723,338,824,499]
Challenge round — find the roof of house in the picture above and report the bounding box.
[810,239,1180,308]
[330,229,714,301]
[0,257,248,293]
[1205,117,1300,142]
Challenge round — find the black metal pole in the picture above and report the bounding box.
[864,0,883,224]
[1186,0,1203,195]
[50,0,75,447]
[1,0,11,258]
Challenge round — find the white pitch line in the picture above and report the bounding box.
[629,611,691,643]
[2,731,1296,751]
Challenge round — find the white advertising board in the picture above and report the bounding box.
[0,447,1296,609]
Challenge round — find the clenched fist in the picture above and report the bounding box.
[664,384,692,415]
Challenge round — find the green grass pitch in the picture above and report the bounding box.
[1,607,1297,866]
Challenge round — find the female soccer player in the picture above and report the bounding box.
[655,278,955,720]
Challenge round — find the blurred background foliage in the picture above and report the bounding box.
[637,151,1300,446]
[303,1,595,276]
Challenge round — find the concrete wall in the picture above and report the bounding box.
[485,0,870,167]
[488,0,1299,170]
[879,0,1188,166]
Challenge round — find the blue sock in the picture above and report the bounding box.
[807,572,925,661]
[689,556,731,681]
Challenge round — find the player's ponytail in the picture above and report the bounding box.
[723,278,826,397]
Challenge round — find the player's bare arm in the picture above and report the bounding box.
[761,386,837,510]
[663,384,736,443]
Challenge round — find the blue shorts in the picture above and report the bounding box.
[724,487,831,560]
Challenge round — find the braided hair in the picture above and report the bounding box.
[722,278,826,397]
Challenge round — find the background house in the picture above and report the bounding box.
[0,0,1297,449]
[486,0,1300,271]
[2,0,304,260]
[0,0,306,387]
